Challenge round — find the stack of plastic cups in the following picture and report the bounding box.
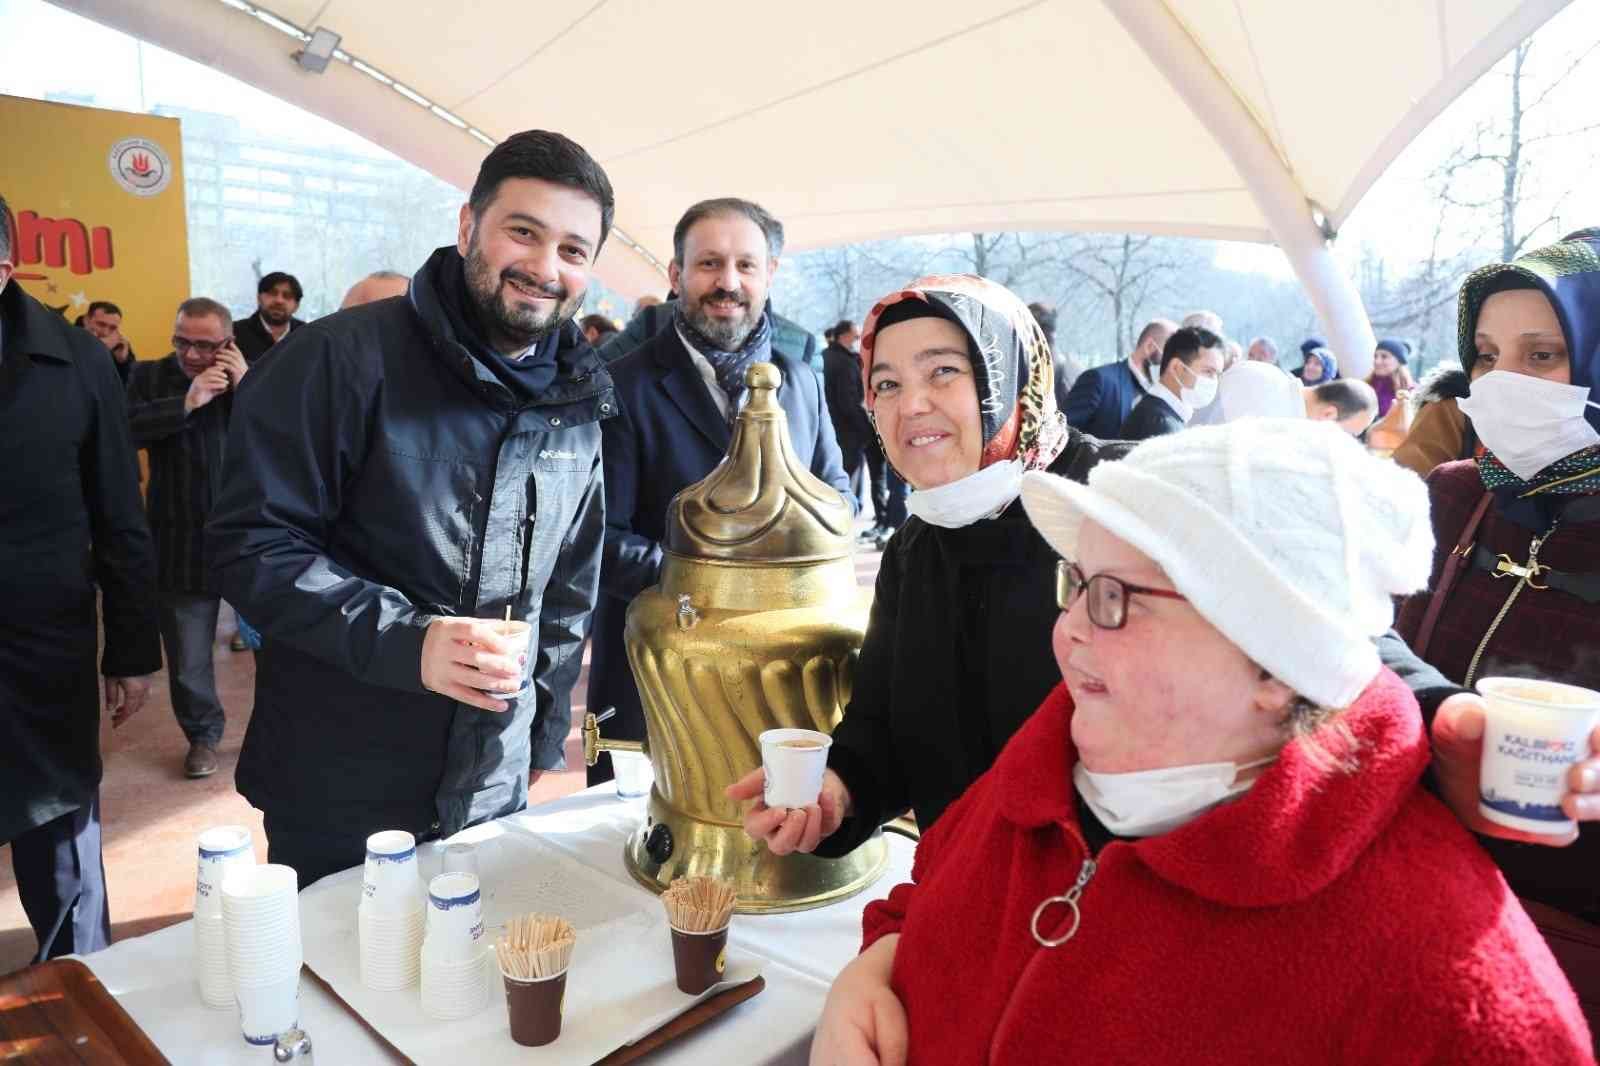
[420,872,491,1020]
[359,830,425,991]
[193,826,255,1008]
[221,864,303,1046]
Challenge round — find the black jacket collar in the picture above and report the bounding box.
[1,282,75,364]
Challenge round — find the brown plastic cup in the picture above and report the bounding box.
[669,924,728,995]
[502,968,566,1047]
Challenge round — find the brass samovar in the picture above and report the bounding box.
[584,362,887,913]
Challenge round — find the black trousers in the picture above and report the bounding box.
[864,440,909,529]
[157,591,226,746]
[10,794,111,962]
[263,814,444,891]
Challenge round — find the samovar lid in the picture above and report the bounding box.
[664,362,855,563]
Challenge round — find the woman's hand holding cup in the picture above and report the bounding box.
[726,767,851,855]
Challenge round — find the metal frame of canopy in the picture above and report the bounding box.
[48,0,1573,377]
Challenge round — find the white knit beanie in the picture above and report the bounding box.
[1020,420,1434,708]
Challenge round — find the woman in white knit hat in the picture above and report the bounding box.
[811,419,1590,1066]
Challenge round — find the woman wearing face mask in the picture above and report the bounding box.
[726,275,1129,856]
[1396,228,1600,927]
[1298,345,1338,385]
[810,420,1591,1066]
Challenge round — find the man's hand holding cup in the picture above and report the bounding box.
[420,617,529,713]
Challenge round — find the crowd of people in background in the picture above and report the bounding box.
[2,126,1598,1061]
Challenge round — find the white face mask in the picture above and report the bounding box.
[1175,361,1219,410]
[905,458,1024,529]
[1457,370,1600,480]
[1074,755,1274,838]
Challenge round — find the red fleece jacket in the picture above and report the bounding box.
[862,671,1593,1065]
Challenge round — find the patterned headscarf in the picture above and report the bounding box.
[859,274,1068,473]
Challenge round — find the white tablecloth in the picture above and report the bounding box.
[79,787,915,1064]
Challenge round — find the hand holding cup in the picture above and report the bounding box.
[420,618,528,712]
[1432,684,1600,846]
[728,765,851,856]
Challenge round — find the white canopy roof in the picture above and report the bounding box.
[57,0,1572,369]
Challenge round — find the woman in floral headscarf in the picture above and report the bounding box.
[728,275,1129,854]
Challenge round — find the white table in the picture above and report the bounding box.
[79,787,914,1064]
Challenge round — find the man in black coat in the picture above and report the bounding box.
[233,271,306,364]
[1119,325,1225,442]
[821,318,871,487]
[0,197,162,960]
[589,197,852,784]
[208,132,618,886]
[126,298,249,779]
[1062,318,1174,439]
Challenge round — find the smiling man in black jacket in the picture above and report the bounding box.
[208,132,617,885]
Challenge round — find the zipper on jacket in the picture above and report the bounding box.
[1464,521,1558,687]
[1030,856,1097,948]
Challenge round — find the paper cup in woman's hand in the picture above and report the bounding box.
[759,728,832,808]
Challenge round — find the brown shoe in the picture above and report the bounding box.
[185,743,219,779]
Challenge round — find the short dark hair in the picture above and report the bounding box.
[1159,326,1223,373]
[579,313,617,337]
[176,297,233,334]
[468,130,615,250]
[258,271,303,301]
[831,318,856,337]
[1027,302,1057,342]
[1310,379,1378,420]
[672,198,784,264]
[0,192,11,262]
[86,300,122,319]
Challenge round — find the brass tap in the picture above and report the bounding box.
[581,706,645,768]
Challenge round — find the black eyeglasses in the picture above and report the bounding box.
[172,335,228,355]
[1056,560,1187,630]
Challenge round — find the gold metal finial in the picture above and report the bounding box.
[664,362,854,563]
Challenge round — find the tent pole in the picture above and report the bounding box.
[1103,0,1376,376]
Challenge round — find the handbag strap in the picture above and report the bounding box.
[1413,490,1494,660]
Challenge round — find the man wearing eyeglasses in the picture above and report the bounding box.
[126,297,247,780]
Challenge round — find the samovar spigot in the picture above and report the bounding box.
[582,706,645,768]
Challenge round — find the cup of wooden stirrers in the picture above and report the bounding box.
[661,876,737,995]
[495,913,575,1047]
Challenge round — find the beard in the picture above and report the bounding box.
[260,305,290,327]
[682,286,761,351]
[464,238,582,351]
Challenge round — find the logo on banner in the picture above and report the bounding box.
[108,137,173,197]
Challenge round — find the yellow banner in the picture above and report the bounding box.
[1,94,189,366]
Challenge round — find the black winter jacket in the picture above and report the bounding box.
[207,247,614,841]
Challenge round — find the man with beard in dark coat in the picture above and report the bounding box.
[0,194,162,960]
[208,132,617,885]
[588,197,851,784]
[233,271,306,364]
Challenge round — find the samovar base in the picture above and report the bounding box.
[623,796,889,914]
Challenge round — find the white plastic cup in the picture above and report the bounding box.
[221,864,302,987]
[195,913,233,1009]
[487,620,534,701]
[362,830,424,916]
[1477,677,1600,836]
[612,750,655,799]
[759,728,832,808]
[424,873,485,962]
[359,906,424,991]
[421,941,491,1020]
[236,972,300,1047]
[441,843,480,879]
[194,826,254,919]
